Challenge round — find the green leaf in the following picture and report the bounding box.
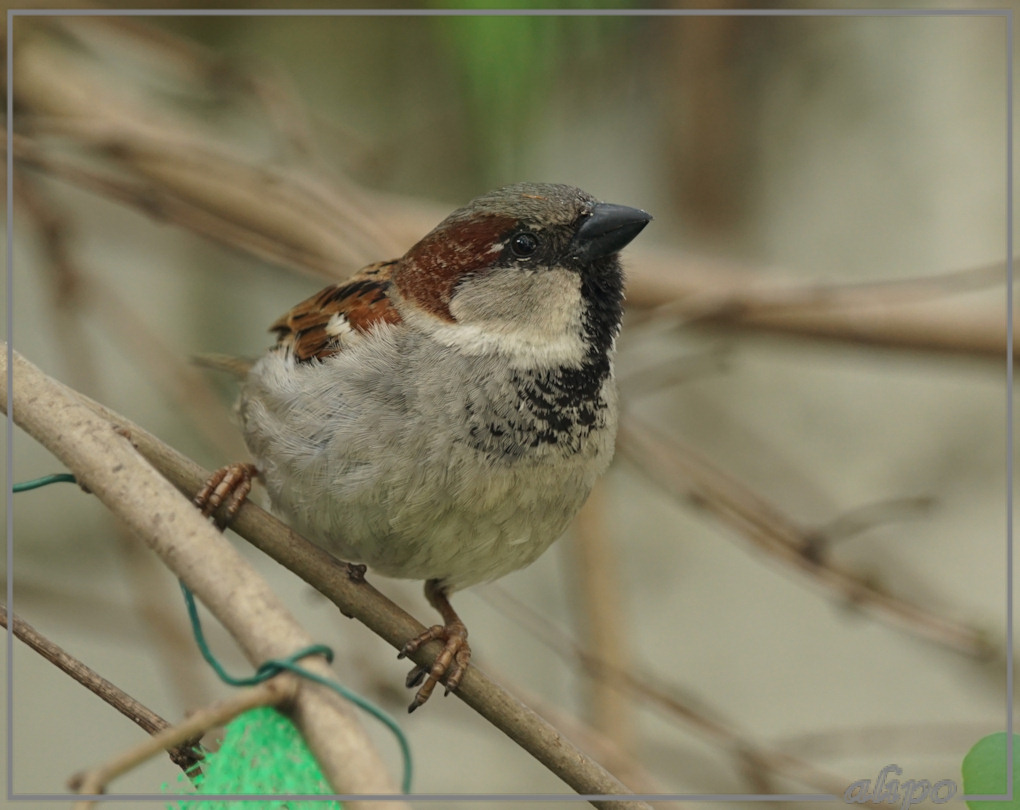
[963,733,1020,809]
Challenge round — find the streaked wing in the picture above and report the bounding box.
[270,261,402,362]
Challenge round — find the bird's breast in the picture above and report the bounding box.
[238,332,617,587]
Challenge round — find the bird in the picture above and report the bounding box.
[195,182,651,711]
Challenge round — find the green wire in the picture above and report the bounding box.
[12,473,78,492]
[180,579,413,794]
[13,471,413,794]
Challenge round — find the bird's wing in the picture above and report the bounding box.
[269,260,403,363]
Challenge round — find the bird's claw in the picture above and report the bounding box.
[404,663,427,689]
[398,620,470,712]
[194,462,257,529]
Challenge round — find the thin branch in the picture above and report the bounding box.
[649,260,1007,317]
[22,107,1012,364]
[12,173,102,394]
[4,345,651,810]
[3,347,407,808]
[14,37,400,262]
[616,344,732,397]
[617,414,995,660]
[11,134,346,281]
[569,481,636,750]
[810,495,936,548]
[80,273,248,461]
[11,30,1015,363]
[13,173,225,706]
[769,720,1003,760]
[45,14,362,169]
[480,585,881,806]
[625,249,1013,361]
[0,602,202,774]
[69,680,286,807]
[507,683,674,805]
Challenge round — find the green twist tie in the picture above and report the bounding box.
[180,580,413,794]
[12,473,78,492]
[13,471,412,794]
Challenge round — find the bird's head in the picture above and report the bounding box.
[392,182,651,367]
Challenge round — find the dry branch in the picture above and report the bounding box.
[4,345,651,810]
[70,681,286,808]
[0,603,203,773]
[570,481,636,749]
[625,249,1012,360]
[6,21,1006,802]
[3,347,407,808]
[10,24,1015,363]
[617,415,994,659]
[482,584,869,802]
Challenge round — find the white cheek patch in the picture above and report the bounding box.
[428,323,587,367]
[435,266,589,367]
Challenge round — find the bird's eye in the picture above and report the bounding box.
[509,232,539,258]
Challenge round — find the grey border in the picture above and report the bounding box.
[1008,7,1016,802]
[5,1,12,803]
[0,7,1011,13]
[5,7,1013,804]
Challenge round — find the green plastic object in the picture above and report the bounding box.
[171,707,342,809]
[963,732,1020,809]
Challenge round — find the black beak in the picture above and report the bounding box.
[569,203,652,263]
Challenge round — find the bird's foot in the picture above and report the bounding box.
[194,462,257,529]
[398,620,471,713]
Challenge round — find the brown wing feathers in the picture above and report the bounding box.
[270,261,402,362]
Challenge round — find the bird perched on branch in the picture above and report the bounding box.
[196,182,650,711]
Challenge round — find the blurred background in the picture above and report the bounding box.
[2,3,1013,809]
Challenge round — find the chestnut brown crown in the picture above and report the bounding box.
[394,183,651,323]
[269,183,650,363]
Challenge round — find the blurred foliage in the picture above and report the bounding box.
[427,1,637,181]
[963,733,1020,809]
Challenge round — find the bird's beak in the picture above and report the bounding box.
[569,203,652,263]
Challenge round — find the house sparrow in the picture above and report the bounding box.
[196,182,650,711]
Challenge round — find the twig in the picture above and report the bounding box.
[769,720,1003,760]
[4,345,651,810]
[27,17,405,257]
[625,249,1013,361]
[11,31,1015,363]
[23,108,1012,366]
[108,522,214,711]
[13,37,398,262]
[650,260,1007,318]
[481,584,880,805]
[69,680,286,808]
[12,173,223,706]
[0,602,201,773]
[80,273,248,461]
[11,173,101,394]
[2,346,407,808]
[46,14,352,168]
[507,683,673,804]
[10,133,348,281]
[810,495,936,549]
[616,344,732,397]
[617,414,995,660]
[569,480,636,751]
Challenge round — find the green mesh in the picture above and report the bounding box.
[169,707,343,809]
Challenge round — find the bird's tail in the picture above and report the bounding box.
[191,353,254,379]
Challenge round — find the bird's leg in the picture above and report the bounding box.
[193,462,258,529]
[398,579,471,713]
